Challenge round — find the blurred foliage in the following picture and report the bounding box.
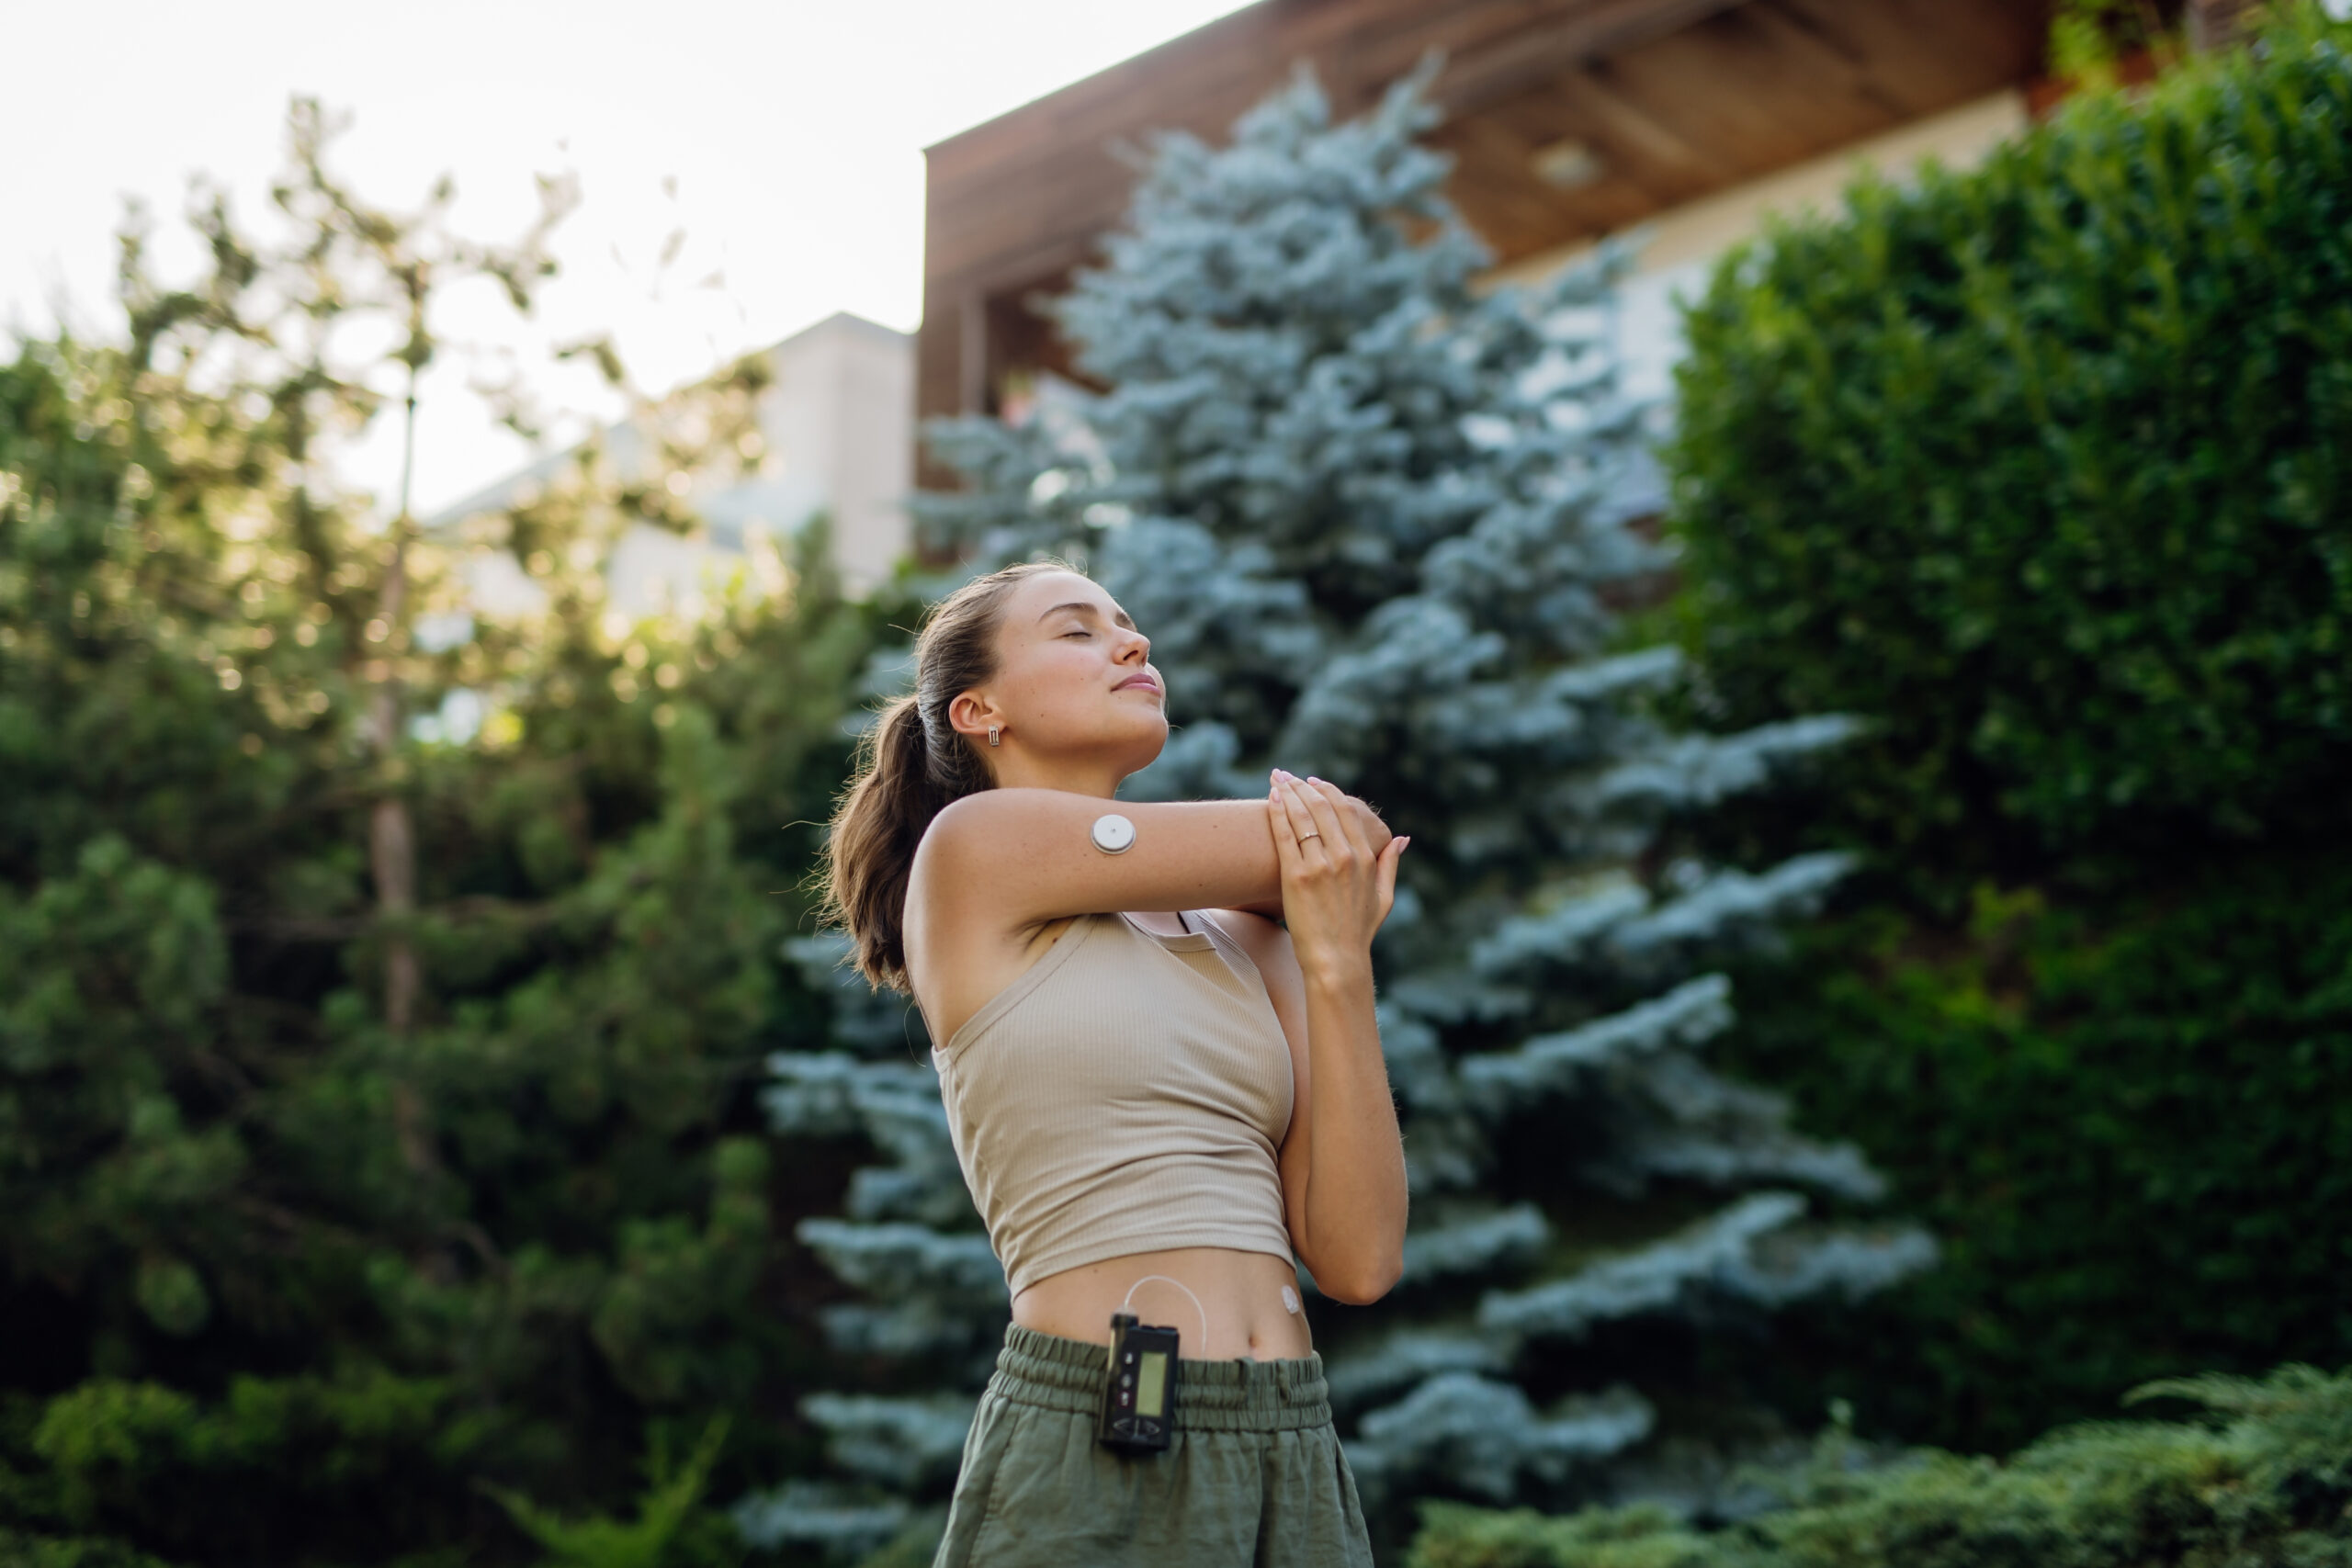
[1654,5,2352,1458]
[484,1417,742,1568]
[2049,0,2184,91]
[0,101,900,1565]
[1406,1362,2352,1567]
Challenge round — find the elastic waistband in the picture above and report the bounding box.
[986,1322,1333,1434]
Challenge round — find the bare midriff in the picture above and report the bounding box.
[1012,1245,1312,1360]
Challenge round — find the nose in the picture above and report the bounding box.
[1117,626,1150,662]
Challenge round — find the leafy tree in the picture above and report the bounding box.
[2,99,888,1564]
[758,62,1928,1562]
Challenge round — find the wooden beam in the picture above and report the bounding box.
[1769,0,2048,106]
[1569,60,1741,186]
[1433,0,1754,118]
[1738,0,1921,121]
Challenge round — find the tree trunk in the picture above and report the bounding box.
[375,384,432,1177]
[369,573,419,1037]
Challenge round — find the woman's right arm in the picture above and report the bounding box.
[912,785,1388,933]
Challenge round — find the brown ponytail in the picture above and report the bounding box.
[820,559,1073,992]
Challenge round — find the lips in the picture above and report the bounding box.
[1114,674,1159,694]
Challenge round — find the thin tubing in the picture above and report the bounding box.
[1120,1273,1208,1347]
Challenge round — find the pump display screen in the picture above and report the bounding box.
[1135,1351,1168,1417]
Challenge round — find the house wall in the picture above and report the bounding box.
[438,310,913,613]
[705,311,915,596]
[1486,88,2029,410]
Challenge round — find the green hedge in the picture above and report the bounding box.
[1656,6,2352,1457]
[1666,10,2352,897]
[1724,849,2352,1451]
[1406,1363,2352,1568]
[1651,9,2352,1455]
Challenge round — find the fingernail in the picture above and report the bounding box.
[1307,775,1324,784]
[1398,836,1412,851]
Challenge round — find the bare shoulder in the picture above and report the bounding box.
[914,786,1060,862]
[907,789,1069,920]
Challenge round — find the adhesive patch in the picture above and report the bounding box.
[1281,1284,1300,1314]
[1091,813,1136,854]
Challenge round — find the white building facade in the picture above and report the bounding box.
[437,310,914,613]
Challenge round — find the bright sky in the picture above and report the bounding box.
[1,0,1256,515]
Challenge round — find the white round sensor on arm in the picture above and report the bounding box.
[1091,813,1136,854]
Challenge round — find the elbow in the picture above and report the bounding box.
[1314,1251,1404,1307]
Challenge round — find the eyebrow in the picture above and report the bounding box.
[1037,600,1136,630]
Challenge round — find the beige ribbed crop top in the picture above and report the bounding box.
[930,909,1297,1295]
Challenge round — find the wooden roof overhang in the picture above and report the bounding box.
[918,0,2052,479]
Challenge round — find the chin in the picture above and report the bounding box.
[1113,715,1170,773]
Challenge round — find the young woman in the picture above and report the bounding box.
[822,559,1408,1566]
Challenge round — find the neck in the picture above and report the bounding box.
[989,749,1125,799]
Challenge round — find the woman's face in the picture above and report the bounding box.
[963,570,1166,780]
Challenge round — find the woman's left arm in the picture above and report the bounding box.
[1220,772,1408,1305]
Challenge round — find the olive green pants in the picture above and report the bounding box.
[933,1322,1374,1567]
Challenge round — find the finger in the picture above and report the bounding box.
[1374,835,1405,924]
[1279,775,1336,860]
[1295,776,1351,859]
[1314,778,1375,860]
[1267,781,1303,869]
[1272,776,1319,862]
[1275,775,1330,860]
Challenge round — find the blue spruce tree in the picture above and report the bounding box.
[749,62,1932,1560]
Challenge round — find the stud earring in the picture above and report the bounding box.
[988,725,1001,747]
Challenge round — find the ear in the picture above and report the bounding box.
[945,691,1002,742]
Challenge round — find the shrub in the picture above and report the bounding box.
[1653,7,2352,1452]
[1724,849,2352,1451]
[1665,8,2352,898]
[1405,1362,2352,1567]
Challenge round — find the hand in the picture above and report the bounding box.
[1267,769,1408,982]
[1270,774,1394,855]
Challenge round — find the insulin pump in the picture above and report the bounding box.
[1100,1311,1179,1453]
